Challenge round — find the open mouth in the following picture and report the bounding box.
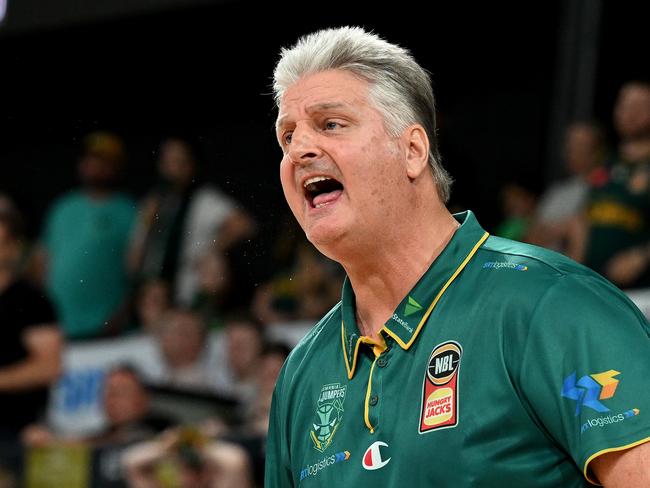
[303,176,344,209]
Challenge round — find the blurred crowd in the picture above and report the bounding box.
[0,79,649,487]
[0,135,342,487]
[495,81,650,289]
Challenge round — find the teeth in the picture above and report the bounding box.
[303,176,332,188]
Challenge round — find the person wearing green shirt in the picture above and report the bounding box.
[266,27,650,487]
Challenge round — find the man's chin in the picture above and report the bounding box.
[305,223,345,254]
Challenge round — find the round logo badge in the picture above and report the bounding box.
[426,342,462,385]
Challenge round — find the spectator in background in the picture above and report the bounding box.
[0,208,63,456]
[129,137,256,306]
[24,366,172,487]
[34,131,136,339]
[252,239,342,324]
[122,426,252,488]
[192,249,231,330]
[133,278,172,333]
[493,180,538,241]
[149,309,222,394]
[242,342,291,436]
[573,81,650,288]
[221,342,290,487]
[213,314,264,405]
[24,366,171,447]
[527,121,606,253]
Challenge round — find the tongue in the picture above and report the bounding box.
[313,189,343,207]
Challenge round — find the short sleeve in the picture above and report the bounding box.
[517,274,650,484]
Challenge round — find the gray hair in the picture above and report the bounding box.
[273,26,452,203]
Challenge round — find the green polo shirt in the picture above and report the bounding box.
[266,211,650,487]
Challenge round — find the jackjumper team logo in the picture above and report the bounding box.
[419,341,462,434]
[310,383,347,452]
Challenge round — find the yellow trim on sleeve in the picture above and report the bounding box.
[383,231,489,350]
[583,435,650,485]
[364,357,379,434]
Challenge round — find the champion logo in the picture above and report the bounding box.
[362,441,391,470]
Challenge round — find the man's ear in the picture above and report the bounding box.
[404,125,430,179]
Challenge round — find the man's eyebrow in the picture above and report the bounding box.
[276,102,348,130]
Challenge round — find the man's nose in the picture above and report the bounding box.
[288,125,322,166]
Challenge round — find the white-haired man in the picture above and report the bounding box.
[266,27,650,487]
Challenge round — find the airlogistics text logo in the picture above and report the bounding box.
[580,409,639,435]
[300,451,350,481]
[482,261,528,271]
[561,369,620,415]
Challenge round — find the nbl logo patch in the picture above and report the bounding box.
[419,341,462,434]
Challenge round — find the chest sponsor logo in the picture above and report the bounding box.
[299,450,350,481]
[362,441,391,470]
[419,341,462,434]
[310,383,347,452]
[404,296,423,316]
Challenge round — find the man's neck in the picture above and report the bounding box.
[343,209,459,340]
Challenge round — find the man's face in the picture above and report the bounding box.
[79,154,120,190]
[158,139,195,187]
[277,70,407,257]
[103,371,148,426]
[614,84,650,140]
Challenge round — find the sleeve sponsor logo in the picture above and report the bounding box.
[562,369,640,434]
[580,408,640,435]
[419,341,462,434]
[561,369,620,415]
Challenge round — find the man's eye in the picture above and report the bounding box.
[324,121,340,130]
[283,132,293,144]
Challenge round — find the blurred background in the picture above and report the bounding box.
[1,0,649,486]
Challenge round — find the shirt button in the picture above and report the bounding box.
[369,394,379,406]
[377,357,388,368]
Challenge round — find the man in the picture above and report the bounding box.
[574,82,650,288]
[265,27,650,487]
[0,207,62,470]
[37,131,136,339]
[528,121,606,253]
[128,137,256,306]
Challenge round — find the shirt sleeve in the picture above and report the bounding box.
[517,273,650,485]
[265,369,294,488]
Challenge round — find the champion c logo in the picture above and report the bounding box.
[362,441,391,470]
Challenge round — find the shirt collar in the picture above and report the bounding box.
[341,210,489,379]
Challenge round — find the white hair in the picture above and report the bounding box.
[273,26,452,202]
